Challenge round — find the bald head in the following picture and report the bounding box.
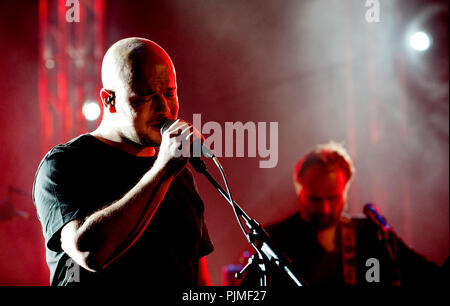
[101,37,175,92]
[96,38,179,148]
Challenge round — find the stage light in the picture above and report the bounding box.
[45,59,55,69]
[82,100,101,121]
[409,31,431,51]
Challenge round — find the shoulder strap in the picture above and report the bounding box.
[340,214,357,286]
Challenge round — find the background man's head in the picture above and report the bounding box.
[293,142,355,230]
[100,37,178,146]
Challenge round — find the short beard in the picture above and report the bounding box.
[308,213,339,230]
[297,197,342,230]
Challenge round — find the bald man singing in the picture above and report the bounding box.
[33,38,214,286]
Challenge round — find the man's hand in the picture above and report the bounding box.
[155,119,202,178]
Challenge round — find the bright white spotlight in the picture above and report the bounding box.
[409,31,431,51]
[82,101,101,121]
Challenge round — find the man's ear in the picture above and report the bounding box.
[100,88,116,113]
[294,181,302,196]
[293,173,302,196]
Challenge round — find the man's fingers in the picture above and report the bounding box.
[165,119,180,133]
[169,129,182,138]
[181,125,193,135]
[176,132,194,157]
[184,132,194,142]
[162,120,199,158]
[168,123,190,138]
[166,119,192,135]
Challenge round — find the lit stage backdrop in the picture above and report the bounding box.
[0,0,447,285]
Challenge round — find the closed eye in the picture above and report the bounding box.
[133,97,151,103]
[164,90,177,98]
[307,196,323,203]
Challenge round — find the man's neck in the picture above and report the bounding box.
[317,225,338,252]
[90,126,156,157]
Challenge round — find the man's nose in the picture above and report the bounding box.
[318,200,331,214]
[153,94,171,113]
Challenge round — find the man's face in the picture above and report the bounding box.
[115,59,178,147]
[296,165,348,230]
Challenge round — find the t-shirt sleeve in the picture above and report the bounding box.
[184,167,214,258]
[198,215,214,258]
[32,148,86,253]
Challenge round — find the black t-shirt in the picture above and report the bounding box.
[260,213,389,286]
[242,213,439,287]
[32,134,214,286]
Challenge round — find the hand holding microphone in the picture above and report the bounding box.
[156,118,212,178]
[160,118,214,157]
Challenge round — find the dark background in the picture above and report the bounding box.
[0,0,448,285]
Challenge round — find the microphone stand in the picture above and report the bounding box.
[189,157,307,287]
[364,203,401,286]
[378,227,401,286]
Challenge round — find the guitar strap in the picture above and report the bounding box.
[340,214,357,286]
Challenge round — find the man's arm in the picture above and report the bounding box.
[60,121,194,272]
[197,256,212,286]
[60,159,172,272]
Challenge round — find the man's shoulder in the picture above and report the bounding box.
[35,134,96,179]
[265,213,304,235]
[349,215,379,232]
[46,134,94,157]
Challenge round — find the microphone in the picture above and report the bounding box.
[0,197,30,221]
[363,202,392,233]
[160,119,215,159]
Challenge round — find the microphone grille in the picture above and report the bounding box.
[363,202,376,215]
[160,119,177,135]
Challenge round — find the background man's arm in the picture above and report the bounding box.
[197,256,212,286]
